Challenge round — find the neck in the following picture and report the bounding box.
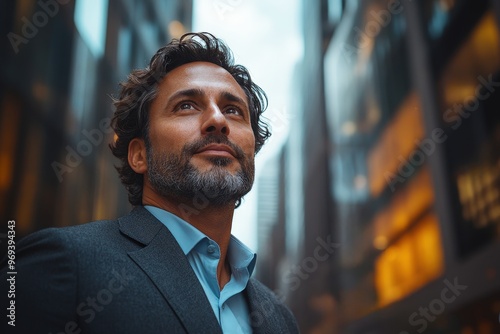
[142,186,235,288]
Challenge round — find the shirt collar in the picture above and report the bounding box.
[228,235,256,276]
[144,205,256,275]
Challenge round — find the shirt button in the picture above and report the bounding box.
[207,245,216,254]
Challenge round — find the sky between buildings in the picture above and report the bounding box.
[193,0,303,250]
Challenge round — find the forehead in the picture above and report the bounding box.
[159,61,247,100]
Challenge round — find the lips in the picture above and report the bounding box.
[196,144,237,158]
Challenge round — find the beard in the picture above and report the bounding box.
[146,134,255,207]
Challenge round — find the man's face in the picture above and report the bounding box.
[145,61,256,205]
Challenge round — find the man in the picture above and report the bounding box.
[0,32,299,333]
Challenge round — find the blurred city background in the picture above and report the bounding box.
[1,0,500,333]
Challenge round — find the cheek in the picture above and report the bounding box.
[240,129,256,155]
[150,123,191,152]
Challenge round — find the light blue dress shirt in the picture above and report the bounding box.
[145,206,256,334]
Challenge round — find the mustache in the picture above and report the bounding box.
[182,134,246,160]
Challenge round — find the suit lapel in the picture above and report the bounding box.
[246,279,281,334]
[246,278,300,334]
[119,207,222,334]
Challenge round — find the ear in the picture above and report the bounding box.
[128,138,147,174]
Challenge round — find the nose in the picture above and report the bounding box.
[201,104,230,136]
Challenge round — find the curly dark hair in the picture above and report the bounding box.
[110,32,270,206]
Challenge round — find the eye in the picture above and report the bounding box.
[180,103,194,110]
[224,107,242,116]
[175,102,196,112]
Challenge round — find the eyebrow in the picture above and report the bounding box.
[167,88,205,104]
[221,91,248,108]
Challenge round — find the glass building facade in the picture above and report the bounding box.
[256,0,500,332]
[1,0,192,244]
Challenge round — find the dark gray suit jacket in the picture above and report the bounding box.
[1,206,299,333]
